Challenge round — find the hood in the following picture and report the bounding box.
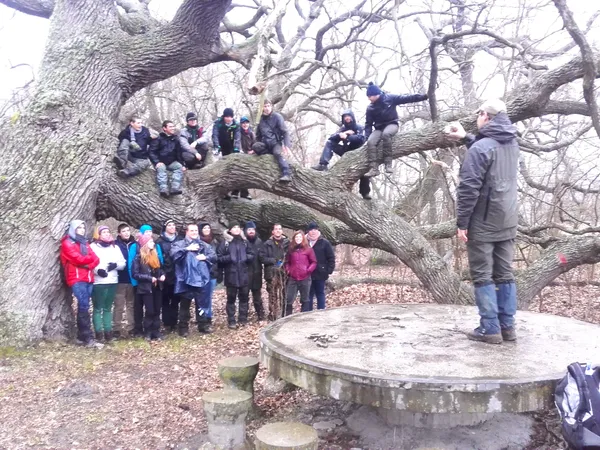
[341,109,356,126]
[67,220,85,241]
[479,112,517,143]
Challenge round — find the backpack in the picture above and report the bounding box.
[555,362,600,449]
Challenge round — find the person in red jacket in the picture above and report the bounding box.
[60,220,101,348]
[284,230,317,316]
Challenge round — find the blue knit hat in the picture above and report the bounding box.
[244,221,257,231]
[366,82,382,97]
[140,224,152,234]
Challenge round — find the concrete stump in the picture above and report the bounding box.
[254,422,318,450]
[218,356,260,394]
[202,389,253,449]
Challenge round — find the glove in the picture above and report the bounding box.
[97,269,108,278]
[233,147,240,153]
[130,141,141,151]
[107,262,118,272]
[275,260,283,268]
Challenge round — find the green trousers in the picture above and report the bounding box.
[92,284,117,332]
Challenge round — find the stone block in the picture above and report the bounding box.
[254,422,318,450]
[202,389,253,449]
[218,356,260,394]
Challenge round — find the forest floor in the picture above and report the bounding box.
[1,262,598,450]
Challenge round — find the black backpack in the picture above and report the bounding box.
[555,362,600,449]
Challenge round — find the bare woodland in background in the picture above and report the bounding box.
[0,0,599,344]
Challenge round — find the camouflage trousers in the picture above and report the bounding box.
[266,270,287,321]
[156,161,183,193]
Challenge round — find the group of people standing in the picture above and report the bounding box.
[60,218,335,348]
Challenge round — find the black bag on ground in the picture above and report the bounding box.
[555,362,600,449]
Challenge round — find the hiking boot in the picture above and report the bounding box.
[466,327,503,344]
[144,335,152,342]
[153,333,164,341]
[501,327,517,341]
[112,330,121,340]
[312,164,328,172]
[362,193,372,200]
[228,323,237,330]
[95,331,105,343]
[104,331,116,342]
[223,193,232,200]
[178,329,189,338]
[85,339,104,349]
[117,169,130,179]
[364,164,380,178]
[384,160,393,173]
[113,156,127,170]
[170,189,183,196]
[279,174,292,183]
[241,194,253,200]
[159,190,169,198]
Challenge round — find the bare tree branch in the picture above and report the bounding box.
[0,0,53,18]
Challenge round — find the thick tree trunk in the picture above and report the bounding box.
[0,0,232,345]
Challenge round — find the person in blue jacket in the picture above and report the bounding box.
[363,82,428,177]
[171,223,217,337]
[127,224,163,337]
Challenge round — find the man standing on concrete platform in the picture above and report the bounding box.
[446,99,519,344]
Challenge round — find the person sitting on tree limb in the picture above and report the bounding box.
[179,112,209,170]
[114,116,153,179]
[149,120,186,197]
[364,82,428,177]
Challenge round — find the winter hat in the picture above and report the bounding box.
[244,221,257,231]
[186,112,198,121]
[366,82,382,97]
[140,224,152,234]
[162,218,176,233]
[223,108,234,118]
[229,222,242,231]
[240,116,250,124]
[306,221,319,232]
[198,222,211,231]
[138,234,153,249]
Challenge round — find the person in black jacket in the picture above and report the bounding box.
[312,110,372,200]
[114,116,153,178]
[149,120,186,197]
[156,219,182,333]
[244,221,266,321]
[252,99,292,183]
[262,224,289,320]
[212,108,241,157]
[305,222,335,310]
[199,222,221,330]
[445,99,519,345]
[234,116,255,200]
[131,234,165,341]
[217,224,254,329]
[364,82,428,177]
[114,223,135,339]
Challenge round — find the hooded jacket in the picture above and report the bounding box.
[308,235,336,281]
[240,126,256,153]
[171,237,217,293]
[117,126,152,159]
[285,245,317,281]
[115,235,135,283]
[211,118,241,152]
[149,132,185,166]
[329,110,366,149]
[456,112,519,242]
[90,241,127,285]
[60,236,100,287]
[217,235,254,288]
[255,112,291,148]
[128,239,164,288]
[365,92,428,137]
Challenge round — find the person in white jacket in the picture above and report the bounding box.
[90,225,126,343]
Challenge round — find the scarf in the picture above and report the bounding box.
[161,232,177,242]
[67,220,88,255]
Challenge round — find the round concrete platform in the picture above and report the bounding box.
[259,304,600,416]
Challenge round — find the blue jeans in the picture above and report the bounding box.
[72,282,94,343]
[308,279,327,310]
[200,278,217,319]
[474,284,501,334]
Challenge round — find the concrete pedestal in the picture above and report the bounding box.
[202,389,253,449]
[218,356,260,394]
[254,422,318,450]
[377,408,493,428]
